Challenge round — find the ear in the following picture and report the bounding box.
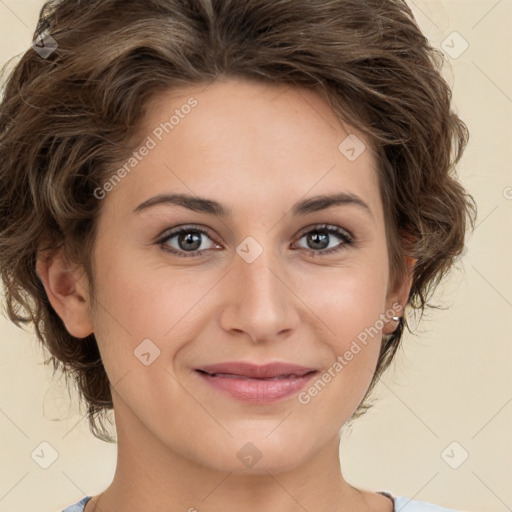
[382,256,415,336]
[36,246,94,338]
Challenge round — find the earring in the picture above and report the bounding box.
[392,316,400,321]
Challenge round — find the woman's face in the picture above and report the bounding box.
[85,77,406,473]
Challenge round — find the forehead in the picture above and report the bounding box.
[108,77,382,219]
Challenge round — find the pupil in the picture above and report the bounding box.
[308,232,328,250]
[176,230,330,252]
[179,231,201,251]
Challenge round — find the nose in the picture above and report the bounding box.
[219,242,300,344]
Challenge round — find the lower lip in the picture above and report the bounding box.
[195,370,317,404]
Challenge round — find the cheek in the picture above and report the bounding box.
[297,273,386,422]
[296,261,388,343]
[89,250,211,376]
[300,263,387,390]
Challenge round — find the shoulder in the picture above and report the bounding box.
[393,495,468,511]
[61,494,467,512]
[61,496,92,512]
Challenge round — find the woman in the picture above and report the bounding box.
[0,0,476,510]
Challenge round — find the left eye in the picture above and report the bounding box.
[293,224,353,255]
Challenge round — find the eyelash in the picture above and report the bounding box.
[157,223,354,259]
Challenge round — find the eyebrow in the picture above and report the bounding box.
[133,192,372,217]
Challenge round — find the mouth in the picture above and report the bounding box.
[196,361,317,379]
[196,370,315,380]
[193,362,318,404]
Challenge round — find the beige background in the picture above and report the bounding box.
[0,1,511,511]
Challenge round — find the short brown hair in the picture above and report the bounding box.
[0,0,477,441]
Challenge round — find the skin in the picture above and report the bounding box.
[37,77,412,511]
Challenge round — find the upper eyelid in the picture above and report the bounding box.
[159,224,218,243]
[296,224,352,239]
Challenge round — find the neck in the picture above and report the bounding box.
[89,407,371,512]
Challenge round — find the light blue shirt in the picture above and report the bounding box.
[61,492,467,511]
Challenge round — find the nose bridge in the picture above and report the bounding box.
[239,242,279,300]
[220,235,298,340]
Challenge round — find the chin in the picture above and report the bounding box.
[193,435,316,475]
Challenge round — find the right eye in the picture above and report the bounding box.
[158,225,220,258]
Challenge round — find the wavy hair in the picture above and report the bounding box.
[0,0,477,441]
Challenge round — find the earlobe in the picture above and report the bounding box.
[36,247,94,338]
[382,256,416,336]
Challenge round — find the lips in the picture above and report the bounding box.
[195,363,317,404]
[196,361,317,379]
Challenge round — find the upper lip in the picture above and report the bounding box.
[196,362,317,379]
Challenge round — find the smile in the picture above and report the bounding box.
[195,369,317,404]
